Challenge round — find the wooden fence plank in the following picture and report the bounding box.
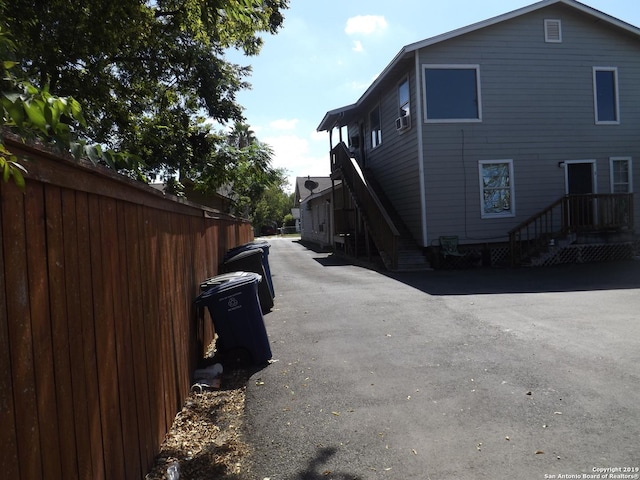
[139,206,165,446]
[75,192,106,480]
[124,202,154,471]
[90,194,126,479]
[158,212,179,427]
[2,181,42,480]
[114,200,143,479]
[61,189,94,480]
[174,214,191,395]
[44,185,79,480]
[0,184,20,479]
[190,217,207,364]
[24,182,62,480]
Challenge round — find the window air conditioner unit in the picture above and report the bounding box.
[395,114,410,131]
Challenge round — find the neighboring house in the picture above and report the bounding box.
[291,206,301,233]
[317,0,640,270]
[294,176,337,249]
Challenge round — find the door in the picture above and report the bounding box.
[565,160,596,228]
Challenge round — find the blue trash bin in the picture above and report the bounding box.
[224,241,274,298]
[200,271,260,292]
[194,272,272,365]
[222,248,274,313]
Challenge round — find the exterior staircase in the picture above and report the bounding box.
[509,194,634,267]
[330,142,430,271]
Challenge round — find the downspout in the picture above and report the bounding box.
[414,50,428,246]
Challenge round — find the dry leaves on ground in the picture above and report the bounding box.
[144,367,253,480]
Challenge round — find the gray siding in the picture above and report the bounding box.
[360,66,424,245]
[416,4,640,245]
[300,191,333,248]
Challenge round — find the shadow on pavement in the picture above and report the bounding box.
[296,447,363,480]
[294,240,333,254]
[293,238,640,294]
[386,259,640,295]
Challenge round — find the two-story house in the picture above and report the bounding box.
[317,0,639,270]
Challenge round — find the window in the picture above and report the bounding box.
[593,67,619,124]
[544,19,562,43]
[398,78,410,117]
[424,65,481,122]
[478,160,515,218]
[369,105,382,148]
[610,157,632,193]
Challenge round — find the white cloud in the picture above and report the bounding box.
[352,40,364,52]
[263,134,330,193]
[345,15,388,35]
[269,118,299,130]
[310,129,327,142]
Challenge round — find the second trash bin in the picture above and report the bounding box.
[195,272,272,365]
[224,241,274,297]
[222,248,274,312]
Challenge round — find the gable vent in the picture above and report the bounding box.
[545,19,562,43]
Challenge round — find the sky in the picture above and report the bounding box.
[224,0,640,192]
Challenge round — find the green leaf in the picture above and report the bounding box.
[11,166,25,190]
[70,142,83,159]
[3,161,10,182]
[1,92,21,103]
[24,82,39,96]
[44,102,54,127]
[86,145,101,164]
[68,98,86,127]
[24,100,47,133]
[103,150,115,168]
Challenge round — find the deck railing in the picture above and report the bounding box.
[509,193,634,266]
[330,143,399,269]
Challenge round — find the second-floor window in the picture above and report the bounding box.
[424,65,481,122]
[370,105,382,148]
[398,78,410,117]
[593,67,619,124]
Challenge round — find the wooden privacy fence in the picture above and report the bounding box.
[0,136,253,480]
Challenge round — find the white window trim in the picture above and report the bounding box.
[398,76,410,118]
[609,156,633,193]
[478,159,515,219]
[593,67,620,125]
[544,19,562,43]
[423,64,482,123]
[369,104,382,149]
[563,159,598,194]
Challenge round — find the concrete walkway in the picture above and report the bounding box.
[245,238,640,480]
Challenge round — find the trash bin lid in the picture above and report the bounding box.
[200,271,261,291]
[224,241,270,260]
[224,247,264,263]
[194,272,261,306]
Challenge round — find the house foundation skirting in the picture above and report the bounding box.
[431,239,638,269]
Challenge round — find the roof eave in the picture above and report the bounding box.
[317,0,640,133]
[317,104,357,132]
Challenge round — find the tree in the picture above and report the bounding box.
[1,8,145,187]
[4,0,288,189]
[187,124,286,218]
[251,179,294,232]
[228,122,256,149]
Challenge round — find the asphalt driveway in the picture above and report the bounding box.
[245,237,640,480]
